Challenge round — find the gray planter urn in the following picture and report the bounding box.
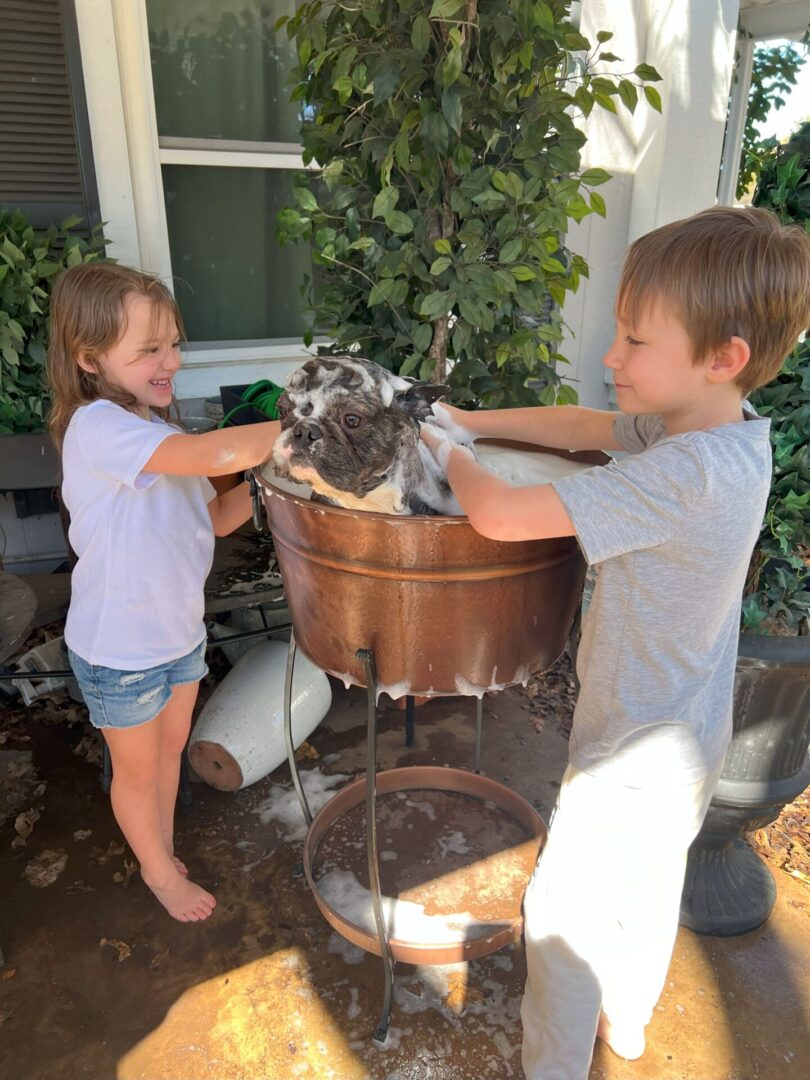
[679,633,810,936]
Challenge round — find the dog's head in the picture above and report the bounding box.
[271,356,454,514]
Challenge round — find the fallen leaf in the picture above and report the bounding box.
[13,808,40,841]
[149,947,170,970]
[90,840,126,865]
[73,735,102,766]
[294,740,320,762]
[1,968,16,980]
[73,829,92,841]
[112,860,138,886]
[23,849,68,888]
[0,1010,12,1028]
[99,938,132,962]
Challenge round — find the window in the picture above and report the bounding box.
[145,0,311,346]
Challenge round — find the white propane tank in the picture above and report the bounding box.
[189,639,332,791]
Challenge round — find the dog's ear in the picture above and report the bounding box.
[393,381,451,423]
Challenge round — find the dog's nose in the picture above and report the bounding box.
[292,419,323,444]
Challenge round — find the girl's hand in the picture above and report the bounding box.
[430,402,481,442]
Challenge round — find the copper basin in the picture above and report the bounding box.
[255,442,605,696]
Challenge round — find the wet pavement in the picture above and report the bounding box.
[1,657,808,1080]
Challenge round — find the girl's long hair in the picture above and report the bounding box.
[47,263,186,450]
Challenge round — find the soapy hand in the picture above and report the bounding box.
[429,402,481,443]
[420,422,475,473]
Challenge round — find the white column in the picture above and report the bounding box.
[74,0,141,266]
[717,37,755,206]
[110,0,173,280]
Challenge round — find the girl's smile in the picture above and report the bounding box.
[77,293,182,414]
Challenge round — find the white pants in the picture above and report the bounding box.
[520,762,722,1080]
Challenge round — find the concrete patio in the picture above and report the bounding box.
[1,653,808,1080]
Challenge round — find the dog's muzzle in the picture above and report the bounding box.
[290,419,324,449]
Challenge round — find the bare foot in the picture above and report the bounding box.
[143,868,216,922]
[596,1013,646,1061]
[172,855,189,876]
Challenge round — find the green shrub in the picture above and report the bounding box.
[0,209,107,434]
[276,0,661,407]
[745,126,810,634]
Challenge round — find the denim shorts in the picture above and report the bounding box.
[67,640,208,730]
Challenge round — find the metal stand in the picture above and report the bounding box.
[357,648,395,1043]
[282,635,487,1044]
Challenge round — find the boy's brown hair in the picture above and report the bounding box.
[47,263,184,449]
[617,206,810,396]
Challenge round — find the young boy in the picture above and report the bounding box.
[421,207,810,1078]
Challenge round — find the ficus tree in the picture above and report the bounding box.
[276,0,661,406]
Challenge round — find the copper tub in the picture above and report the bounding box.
[255,444,604,696]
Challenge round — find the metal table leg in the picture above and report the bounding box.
[404,694,415,747]
[474,696,483,774]
[284,629,312,825]
[357,648,395,1045]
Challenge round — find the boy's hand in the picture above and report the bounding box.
[429,402,481,442]
[421,422,474,472]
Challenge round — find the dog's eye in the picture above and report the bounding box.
[343,413,363,429]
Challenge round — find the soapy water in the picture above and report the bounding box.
[317,868,509,945]
[260,444,593,516]
[474,443,593,487]
[254,768,351,841]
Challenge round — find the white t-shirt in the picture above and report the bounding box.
[62,399,216,669]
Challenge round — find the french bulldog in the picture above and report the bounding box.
[270,356,467,515]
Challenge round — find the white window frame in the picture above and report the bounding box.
[75,0,320,397]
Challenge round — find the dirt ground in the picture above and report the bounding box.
[1,645,808,1080]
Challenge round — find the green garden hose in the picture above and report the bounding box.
[217,379,285,427]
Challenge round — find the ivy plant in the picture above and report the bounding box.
[0,209,107,434]
[276,0,661,407]
[744,130,810,635]
[735,39,808,200]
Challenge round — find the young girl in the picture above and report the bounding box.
[49,262,281,923]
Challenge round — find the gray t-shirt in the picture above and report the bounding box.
[551,409,771,787]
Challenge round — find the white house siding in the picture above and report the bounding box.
[562,0,741,407]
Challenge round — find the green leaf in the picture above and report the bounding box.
[643,85,663,113]
[617,79,638,113]
[433,238,452,255]
[442,46,463,88]
[511,265,536,281]
[596,31,613,44]
[399,353,423,377]
[441,85,463,135]
[419,291,452,318]
[372,186,399,219]
[429,0,465,18]
[430,256,451,275]
[534,3,556,33]
[580,168,611,187]
[384,210,414,236]
[589,191,607,216]
[594,91,618,114]
[412,14,431,55]
[368,278,409,307]
[499,238,523,263]
[634,63,663,82]
[411,323,433,352]
[293,187,319,212]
